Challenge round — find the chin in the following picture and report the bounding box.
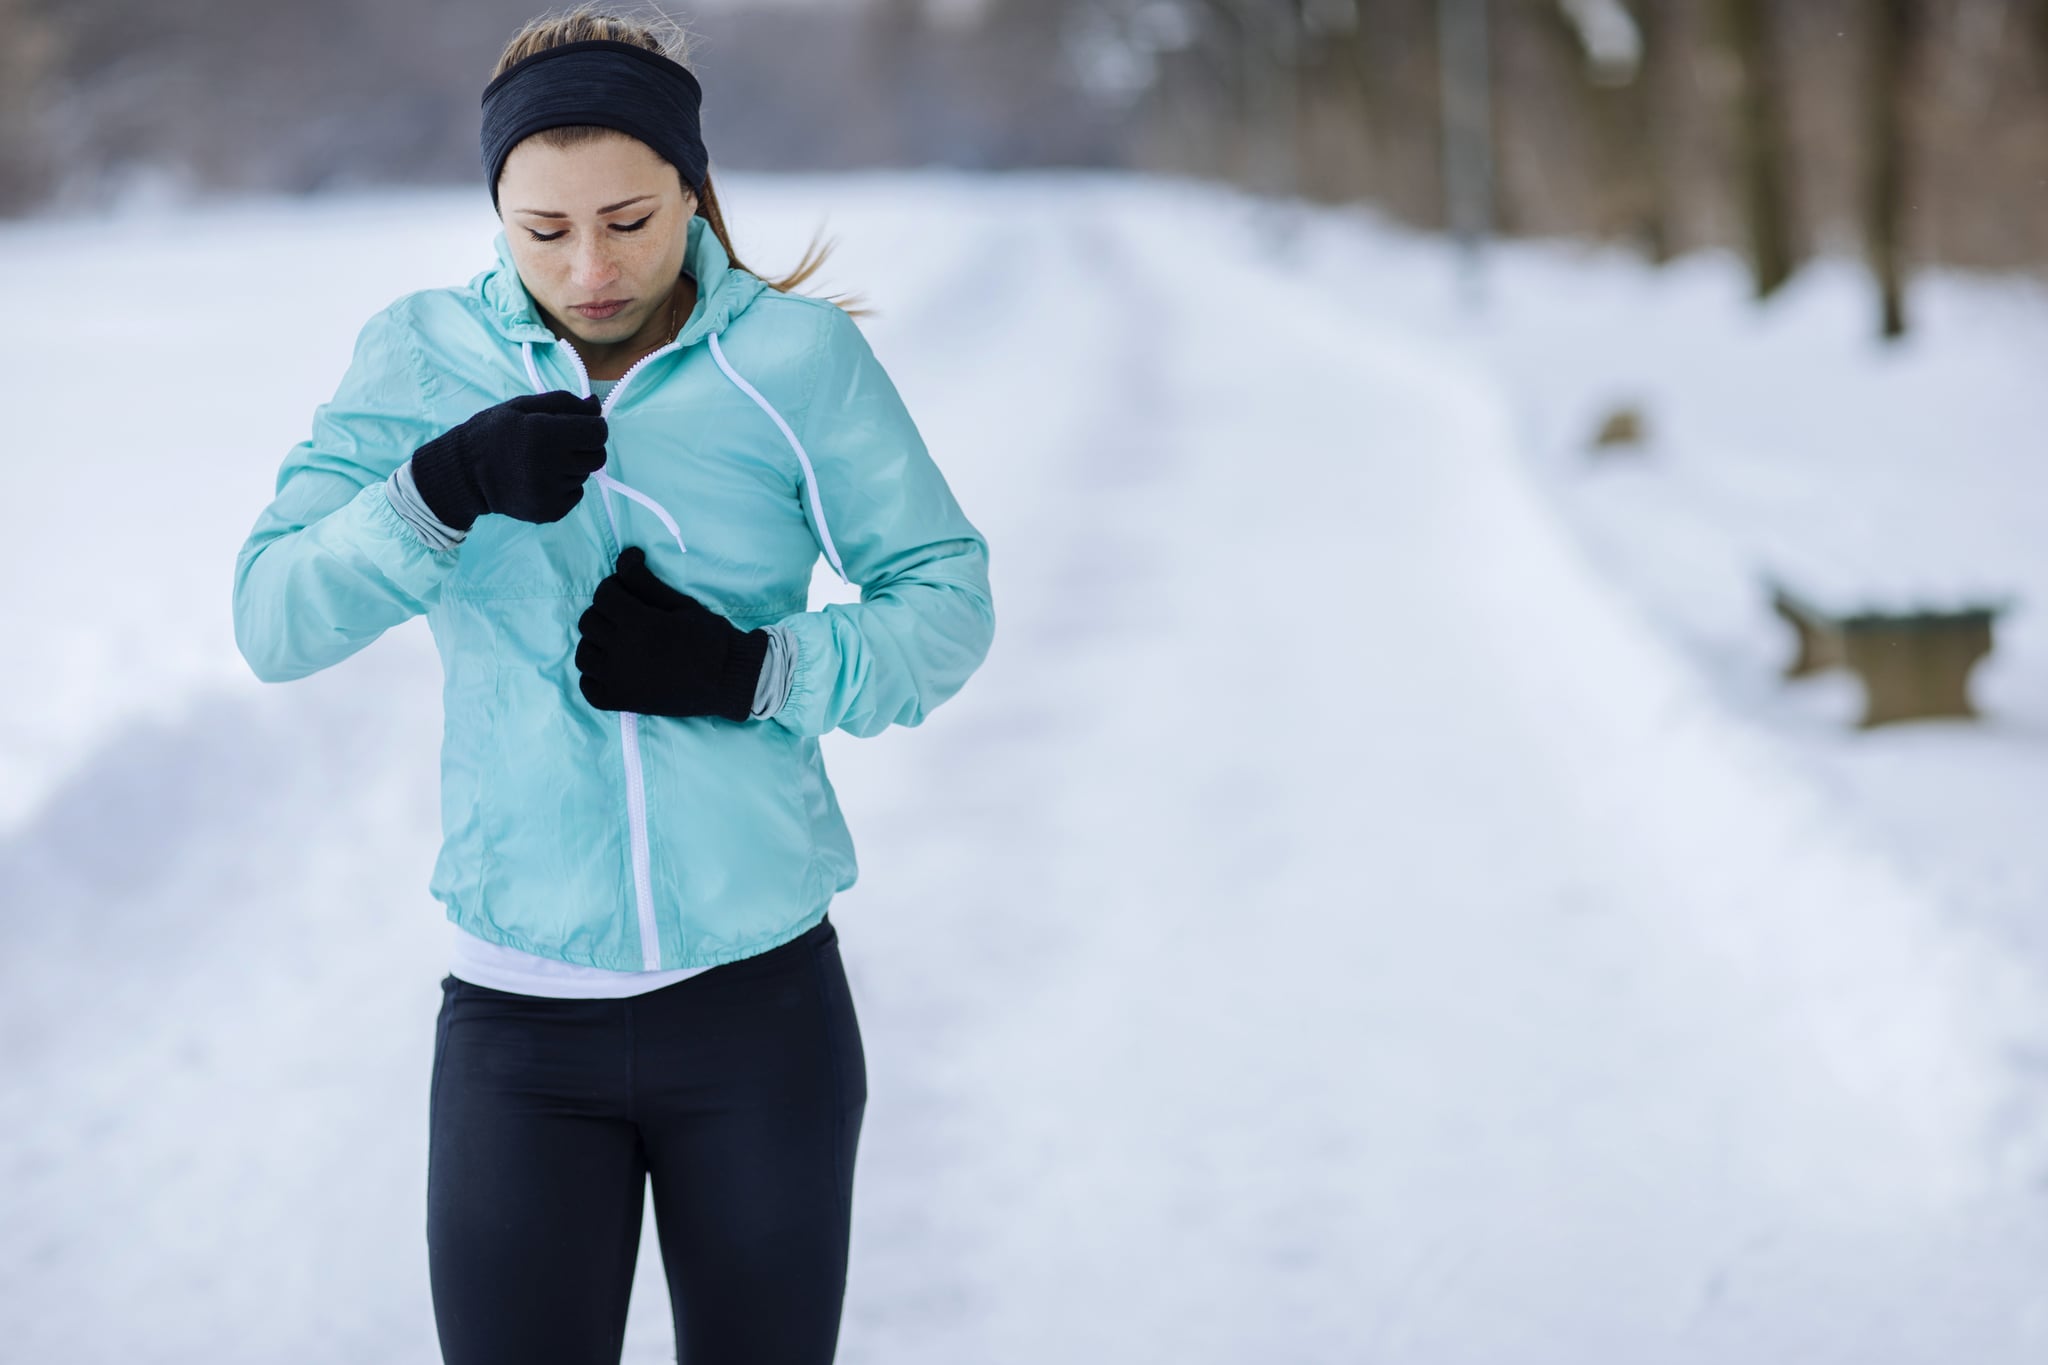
[563,312,639,343]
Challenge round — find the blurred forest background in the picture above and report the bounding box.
[2,0,2045,330]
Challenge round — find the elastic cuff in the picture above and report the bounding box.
[716,629,773,723]
[385,460,469,553]
[750,625,796,719]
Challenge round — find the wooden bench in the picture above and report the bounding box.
[1767,580,2008,728]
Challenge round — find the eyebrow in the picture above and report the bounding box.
[512,195,656,219]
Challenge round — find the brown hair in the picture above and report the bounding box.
[492,5,861,312]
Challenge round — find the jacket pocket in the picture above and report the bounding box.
[471,594,636,965]
[641,711,821,955]
[448,500,613,601]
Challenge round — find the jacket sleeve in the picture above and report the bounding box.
[770,306,995,739]
[232,302,461,684]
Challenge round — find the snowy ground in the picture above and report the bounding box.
[3,172,2045,1362]
[1277,208,2048,977]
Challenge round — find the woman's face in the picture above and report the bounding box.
[496,132,696,348]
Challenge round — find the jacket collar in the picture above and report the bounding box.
[471,212,766,348]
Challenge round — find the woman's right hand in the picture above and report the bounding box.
[409,390,609,531]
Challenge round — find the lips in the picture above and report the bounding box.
[572,299,630,320]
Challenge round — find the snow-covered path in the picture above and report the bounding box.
[3,175,2044,1362]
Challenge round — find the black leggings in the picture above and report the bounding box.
[426,915,865,1365]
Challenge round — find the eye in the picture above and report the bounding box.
[612,214,654,234]
[526,227,566,242]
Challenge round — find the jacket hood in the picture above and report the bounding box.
[470,212,768,347]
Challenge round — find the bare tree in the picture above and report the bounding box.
[1183,0,1313,192]
[0,0,59,213]
[1866,0,1914,338]
[1341,0,1446,225]
[1720,0,1797,298]
[1548,0,1666,256]
[1630,0,1675,261]
[1437,0,1494,296]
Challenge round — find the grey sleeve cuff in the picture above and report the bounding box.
[751,625,798,719]
[384,458,468,554]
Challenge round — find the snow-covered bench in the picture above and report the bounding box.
[1762,537,2012,727]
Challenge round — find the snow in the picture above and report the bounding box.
[1275,205,2048,974]
[3,171,2045,1361]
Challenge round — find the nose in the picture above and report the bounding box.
[568,237,620,294]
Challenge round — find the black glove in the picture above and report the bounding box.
[575,547,770,722]
[410,390,608,531]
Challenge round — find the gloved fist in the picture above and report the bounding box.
[575,547,770,722]
[409,390,608,531]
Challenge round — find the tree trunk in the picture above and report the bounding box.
[1866,0,1913,339]
[1437,0,1495,291]
[1552,0,1665,258]
[0,0,58,214]
[1632,0,1673,262]
[1721,0,1796,299]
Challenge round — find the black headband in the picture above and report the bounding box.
[480,38,708,210]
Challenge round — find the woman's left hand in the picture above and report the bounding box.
[575,547,769,721]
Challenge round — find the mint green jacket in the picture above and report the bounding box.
[233,215,994,969]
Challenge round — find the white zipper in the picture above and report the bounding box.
[516,321,831,972]
[533,334,685,972]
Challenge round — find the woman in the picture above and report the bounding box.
[230,8,995,1362]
